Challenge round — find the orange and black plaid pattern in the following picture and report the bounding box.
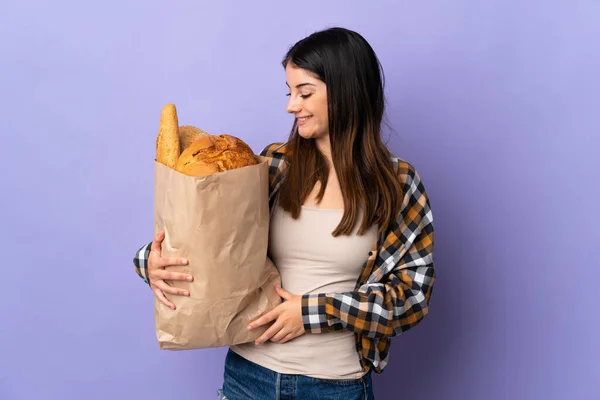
[133,141,435,375]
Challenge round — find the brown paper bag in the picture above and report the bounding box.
[153,155,282,350]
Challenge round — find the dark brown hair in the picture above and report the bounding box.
[276,27,403,238]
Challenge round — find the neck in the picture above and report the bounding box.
[315,134,333,167]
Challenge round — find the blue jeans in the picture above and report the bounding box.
[218,349,375,400]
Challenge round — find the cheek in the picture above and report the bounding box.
[315,99,328,121]
[319,110,328,128]
[322,100,329,118]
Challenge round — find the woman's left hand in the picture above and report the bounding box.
[247,285,305,345]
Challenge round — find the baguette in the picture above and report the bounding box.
[155,103,180,168]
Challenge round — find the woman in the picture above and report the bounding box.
[133,27,435,400]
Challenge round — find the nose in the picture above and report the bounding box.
[286,96,301,114]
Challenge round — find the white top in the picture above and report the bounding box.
[230,204,378,380]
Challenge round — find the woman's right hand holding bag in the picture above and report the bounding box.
[148,230,193,310]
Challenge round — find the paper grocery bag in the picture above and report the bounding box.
[153,156,282,350]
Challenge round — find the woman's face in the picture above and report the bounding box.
[285,63,329,140]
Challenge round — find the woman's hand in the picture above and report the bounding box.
[247,285,305,345]
[148,230,193,310]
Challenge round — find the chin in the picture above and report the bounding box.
[297,128,326,140]
[298,132,314,140]
[297,129,315,139]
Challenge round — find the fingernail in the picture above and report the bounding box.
[182,259,188,264]
[247,325,252,330]
[183,291,189,296]
[187,275,193,281]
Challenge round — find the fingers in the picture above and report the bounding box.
[148,231,193,310]
[149,231,189,271]
[155,280,190,297]
[248,308,279,330]
[255,321,282,345]
[154,269,193,282]
[151,278,190,310]
[153,287,176,310]
[278,332,297,344]
[148,267,192,286]
[270,328,290,343]
[160,257,189,269]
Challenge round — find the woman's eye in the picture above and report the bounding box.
[285,93,312,99]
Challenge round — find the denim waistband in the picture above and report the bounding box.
[218,348,374,400]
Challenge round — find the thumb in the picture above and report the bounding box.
[151,231,165,254]
[275,285,292,301]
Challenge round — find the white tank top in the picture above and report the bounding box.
[230,204,378,380]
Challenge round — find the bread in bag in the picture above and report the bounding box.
[175,134,257,177]
[179,125,210,152]
[156,103,180,168]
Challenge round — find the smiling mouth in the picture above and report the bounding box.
[297,116,312,122]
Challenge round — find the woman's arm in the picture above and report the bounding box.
[301,164,436,339]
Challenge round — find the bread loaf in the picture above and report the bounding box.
[175,134,257,177]
[156,103,180,168]
[179,125,209,152]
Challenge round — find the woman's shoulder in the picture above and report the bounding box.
[259,142,288,158]
[387,152,423,189]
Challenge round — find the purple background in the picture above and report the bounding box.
[1,1,599,399]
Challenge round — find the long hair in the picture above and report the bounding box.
[277,27,403,237]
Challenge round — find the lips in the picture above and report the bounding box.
[297,116,312,126]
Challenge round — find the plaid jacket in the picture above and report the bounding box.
[133,142,435,374]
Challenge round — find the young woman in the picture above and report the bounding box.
[133,27,435,400]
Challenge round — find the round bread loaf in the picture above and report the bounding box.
[179,125,209,152]
[175,134,257,177]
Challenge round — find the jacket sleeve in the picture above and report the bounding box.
[133,241,153,285]
[301,166,435,339]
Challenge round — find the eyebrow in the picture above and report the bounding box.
[285,82,316,88]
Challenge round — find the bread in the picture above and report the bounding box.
[179,125,209,152]
[156,103,180,168]
[155,102,256,176]
[175,134,257,177]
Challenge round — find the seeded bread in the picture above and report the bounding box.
[155,103,180,168]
